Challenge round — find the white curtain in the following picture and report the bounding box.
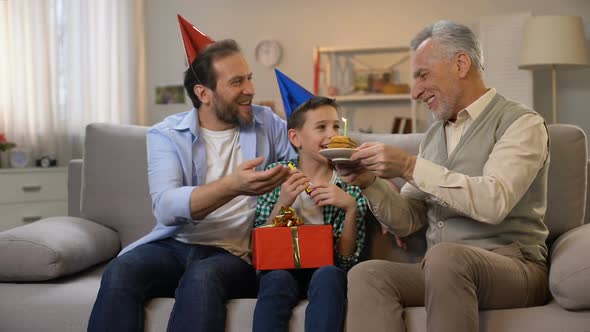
[0,0,146,165]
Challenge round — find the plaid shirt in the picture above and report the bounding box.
[255,159,368,271]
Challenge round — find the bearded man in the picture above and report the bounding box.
[88,39,295,332]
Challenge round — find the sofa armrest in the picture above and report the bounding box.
[0,216,120,282]
[585,159,590,225]
[68,159,83,217]
[549,223,590,310]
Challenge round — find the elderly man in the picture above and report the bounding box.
[340,21,550,332]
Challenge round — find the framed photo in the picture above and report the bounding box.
[353,70,369,93]
[9,148,31,168]
[155,85,185,104]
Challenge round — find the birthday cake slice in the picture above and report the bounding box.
[327,135,358,149]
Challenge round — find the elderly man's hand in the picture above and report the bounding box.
[350,142,416,180]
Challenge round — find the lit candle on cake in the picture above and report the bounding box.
[327,118,358,149]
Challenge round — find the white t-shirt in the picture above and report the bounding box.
[174,127,256,261]
[291,170,338,225]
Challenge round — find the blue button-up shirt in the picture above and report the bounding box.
[120,105,296,255]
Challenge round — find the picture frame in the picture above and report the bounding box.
[155,85,186,104]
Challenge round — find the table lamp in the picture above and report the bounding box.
[519,15,589,123]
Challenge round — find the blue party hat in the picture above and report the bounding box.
[275,69,314,118]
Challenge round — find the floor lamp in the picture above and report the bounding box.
[519,15,589,124]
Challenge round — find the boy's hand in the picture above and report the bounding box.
[309,183,356,211]
[277,168,309,207]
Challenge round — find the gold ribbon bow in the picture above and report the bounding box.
[271,206,303,268]
[272,206,303,227]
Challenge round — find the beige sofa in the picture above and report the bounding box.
[1,123,589,331]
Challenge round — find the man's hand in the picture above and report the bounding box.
[394,235,408,251]
[309,183,357,211]
[351,142,416,180]
[334,162,376,189]
[276,168,310,207]
[229,157,290,196]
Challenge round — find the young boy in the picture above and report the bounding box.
[252,96,368,332]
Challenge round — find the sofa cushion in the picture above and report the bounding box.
[144,298,309,332]
[349,131,423,155]
[545,124,587,242]
[0,217,119,281]
[585,159,590,225]
[0,264,104,332]
[81,123,156,248]
[405,300,590,332]
[549,223,590,310]
[349,131,424,189]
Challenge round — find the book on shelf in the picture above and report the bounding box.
[391,117,412,134]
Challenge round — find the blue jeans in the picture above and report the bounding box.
[253,265,347,332]
[88,238,257,332]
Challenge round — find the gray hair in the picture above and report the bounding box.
[410,20,484,73]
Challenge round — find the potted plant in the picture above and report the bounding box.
[0,133,16,168]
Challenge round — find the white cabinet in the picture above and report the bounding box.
[0,167,67,232]
[314,45,426,133]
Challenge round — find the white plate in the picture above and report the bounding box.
[319,148,358,164]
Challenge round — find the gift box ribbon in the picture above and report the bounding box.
[261,206,304,268]
[290,226,302,268]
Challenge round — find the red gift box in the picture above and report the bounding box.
[252,225,334,270]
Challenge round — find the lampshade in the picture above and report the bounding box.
[519,15,589,69]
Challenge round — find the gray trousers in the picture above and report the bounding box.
[346,242,550,332]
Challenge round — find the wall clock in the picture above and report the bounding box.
[255,39,282,68]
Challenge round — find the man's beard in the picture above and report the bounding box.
[433,105,454,121]
[432,95,456,122]
[212,92,241,126]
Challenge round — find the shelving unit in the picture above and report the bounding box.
[315,45,410,54]
[333,93,411,102]
[314,45,421,133]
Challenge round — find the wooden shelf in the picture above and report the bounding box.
[333,94,412,102]
[315,44,418,133]
[317,45,409,54]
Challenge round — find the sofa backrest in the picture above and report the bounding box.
[349,131,423,189]
[81,123,154,248]
[77,123,586,251]
[544,124,587,242]
[349,131,423,155]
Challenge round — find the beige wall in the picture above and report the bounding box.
[145,0,590,135]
